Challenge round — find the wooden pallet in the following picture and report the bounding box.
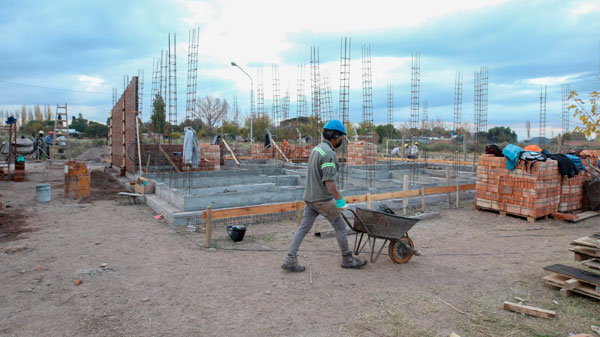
[569,246,600,260]
[551,211,600,222]
[543,264,600,300]
[475,206,548,223]
[583,259,600,271]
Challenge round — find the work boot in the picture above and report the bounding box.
[341,254,367,269]
[281,255,306,272]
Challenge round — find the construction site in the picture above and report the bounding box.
[2,23,600,337]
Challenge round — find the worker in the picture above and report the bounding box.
[408,142,419,159]
[56,134,66,159]
[36,130,45,160]
[45,131,53,158]
[391,146,400,157]
[282,120,367,272]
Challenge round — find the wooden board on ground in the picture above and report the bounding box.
[552,211,600,222]
[569,246,600,258]
[543,264,600,286]
[571,236,600,249]
[543,273,600,300]
[583,259,600,271]
[204,201,299,220]
[502,301,555,319]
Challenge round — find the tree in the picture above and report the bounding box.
[150,94,166,135]
[34,104,43,121]
[486,126,517,143]
[244,114,272,141]
[375,124,401,144]
[70,113,88,132]
[570,91,599,140]
[195,95,228,136]
[562,131,587,141]
[20,105,27,126]
[84,121,109,138]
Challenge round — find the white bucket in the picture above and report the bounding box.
[35,183,51,203]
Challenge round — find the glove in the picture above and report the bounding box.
[336,198,347,210]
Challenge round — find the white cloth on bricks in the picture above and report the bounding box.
[183,126,201,168]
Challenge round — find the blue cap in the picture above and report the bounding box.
[323,120,346,135]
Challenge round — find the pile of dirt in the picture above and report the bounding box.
[0,206,35,243]
[88,169,123,200]
[76,146,110,162]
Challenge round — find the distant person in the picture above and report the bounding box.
[391,146,400,157]
[281,120,367,272]
[408,142,419,159]
[45,131,53,158]
[36,130,45,160]
[56,134,66,159]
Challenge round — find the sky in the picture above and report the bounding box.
[0,0,599,140]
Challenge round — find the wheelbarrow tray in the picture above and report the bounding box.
[349,207,420,240]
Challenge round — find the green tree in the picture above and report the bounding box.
[570,91,599,140]
[486,126,517,143]
[70,113,88,132]
[244,114,273,141]
[151,94,166,135]
[84,121,109,138]
[375,124,401,144]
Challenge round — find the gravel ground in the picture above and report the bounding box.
[1,162,599,337]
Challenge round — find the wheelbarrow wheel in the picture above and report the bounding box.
[388,236,414,264]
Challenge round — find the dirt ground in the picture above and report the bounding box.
[1,162,599,337]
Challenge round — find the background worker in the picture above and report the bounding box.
[408,142,419,159]
[282,120,367,272]
[391,146,400,157]
[35,130,45,159]
[45,131,53,158]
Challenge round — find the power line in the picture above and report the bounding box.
[0,80,111,95]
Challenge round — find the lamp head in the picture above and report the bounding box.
[230,61,237,67]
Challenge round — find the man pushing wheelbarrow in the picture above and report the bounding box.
[281,120,367,272]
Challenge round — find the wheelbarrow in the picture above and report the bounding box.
[341,207,428,264]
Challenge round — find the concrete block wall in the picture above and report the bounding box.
[347,141,377,166]
[110,76,138,173]
[476,154,561,218]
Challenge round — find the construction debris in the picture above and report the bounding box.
[502,301,555,319]
[543,236,600,300]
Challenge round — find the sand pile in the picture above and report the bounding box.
[75,145,110,162]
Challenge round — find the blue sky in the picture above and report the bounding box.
[0,0,598,140]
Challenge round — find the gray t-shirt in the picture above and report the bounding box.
[303,140,339,202]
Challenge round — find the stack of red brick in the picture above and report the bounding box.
[13,161,25,182]
[558,171,592,212]
[198,144,221,170]
[252,143,273,160]
[477,154,595,218]
[347,141,377,166]
[284,144,314,162]
[476,154,561,218]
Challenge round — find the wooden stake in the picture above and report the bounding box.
[135,111,143,177]
[445,167,451,207]
[145,154,151,177]
[420,187,425,212]
[456,184,460,208]
[366,193,371,209]
[205,206,212,247]
[222,138,241,165]
[403,175,408,215]
[297,201,303,226]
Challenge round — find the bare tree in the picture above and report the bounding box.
[194,95,228,135]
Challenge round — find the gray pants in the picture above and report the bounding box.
[287,199,351,258]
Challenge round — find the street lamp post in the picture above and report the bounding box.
[231,61,254,145]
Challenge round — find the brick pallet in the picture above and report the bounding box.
[476,154,561,221]
[558,172,592,212]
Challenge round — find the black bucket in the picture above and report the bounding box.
[226,225,246,242]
